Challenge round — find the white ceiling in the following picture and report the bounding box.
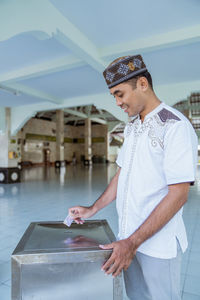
[0,0,200,124]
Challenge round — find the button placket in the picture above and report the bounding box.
[121,120,142,237]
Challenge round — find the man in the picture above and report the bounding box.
[69,55,198,300]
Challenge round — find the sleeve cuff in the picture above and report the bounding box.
[167,177,195,185]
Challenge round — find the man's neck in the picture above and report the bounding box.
[140,95,161,122]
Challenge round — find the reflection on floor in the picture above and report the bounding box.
[0,164,200,300]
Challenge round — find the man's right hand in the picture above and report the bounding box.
[68,205,96,224]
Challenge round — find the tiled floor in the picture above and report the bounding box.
[0,164,200,300]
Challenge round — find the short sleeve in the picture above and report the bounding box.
[163,121,198,185]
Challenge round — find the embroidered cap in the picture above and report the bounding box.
[103,54,147,88]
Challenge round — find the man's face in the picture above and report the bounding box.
[110,80,146,117]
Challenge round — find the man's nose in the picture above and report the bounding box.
[116,98,122,106]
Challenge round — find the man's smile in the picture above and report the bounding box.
[121,104,129,112]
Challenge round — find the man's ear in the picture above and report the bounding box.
[137,77,148,91]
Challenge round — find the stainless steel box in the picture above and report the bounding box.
[12,220,122,300]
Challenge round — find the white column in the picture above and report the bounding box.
[0,107,21,183]
[56,110,65,162]
[84,118,92,163]
[0,107,6,134]
[0,108,9,167]
[0,108,19,168]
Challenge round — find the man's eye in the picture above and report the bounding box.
[118,94,123,98]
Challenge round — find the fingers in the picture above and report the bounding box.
[101,255,115,273]
[99,243,114,250]
[101,255,122,277]
[100,243,115,274]
[68,207,80,217]
[100,241,133,277]
[68,205,94,221]
[74,218,84,225]
[106,260,123,277]
[68,207,85,224]
[112,266,123,277]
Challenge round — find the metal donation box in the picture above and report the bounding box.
[12,220,122,300]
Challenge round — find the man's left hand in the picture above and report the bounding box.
[99,239,137,277]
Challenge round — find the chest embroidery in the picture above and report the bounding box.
[125,108,180,149]
[125,116,139,137]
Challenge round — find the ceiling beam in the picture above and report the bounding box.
[64,116,83,122]
[37,112,46,118]
[90,112,112,119]
[101,24,200,58]
[54,29,106,73]
[108,121,122,133]
[0,84,21,96]
[64,108,87,118]
[90,117,107,125]
[111,133,124,143]
[0,55,84,84]
[2,83,62,104]
[64,116,107,125]
[64,108,107,124]
[53,6,108,73]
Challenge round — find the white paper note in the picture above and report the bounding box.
[63,215,74,227]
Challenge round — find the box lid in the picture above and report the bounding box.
[12,220,116,255]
